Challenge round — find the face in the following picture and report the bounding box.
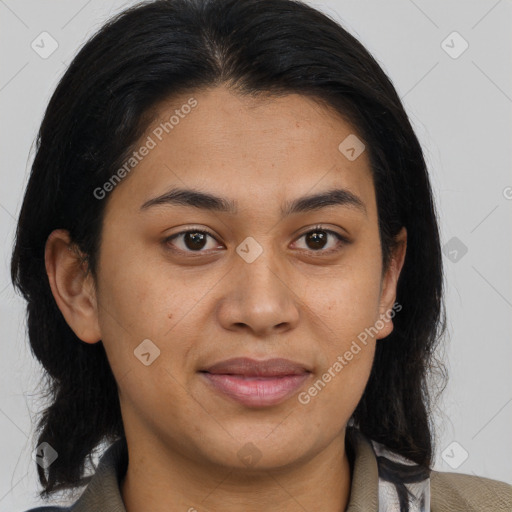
[45,85,406,471]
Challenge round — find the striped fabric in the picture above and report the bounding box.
[371,438,430,512]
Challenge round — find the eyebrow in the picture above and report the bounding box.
[140,186,367,217]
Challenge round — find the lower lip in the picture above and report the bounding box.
[200,372,311,407]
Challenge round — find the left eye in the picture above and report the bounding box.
[164,226,348,254]
[292,227,347,253]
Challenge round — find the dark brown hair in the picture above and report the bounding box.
[11,0,447,500]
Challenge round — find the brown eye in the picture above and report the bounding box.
[183,231,208,251]
[164,225,348,257]
[304,230,328,250]
[165,230,219,253]
[294,225,348,254]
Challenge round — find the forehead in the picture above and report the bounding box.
[104,85,376,219]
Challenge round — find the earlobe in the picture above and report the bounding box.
[376,227,407,340]
[44,229,102,344]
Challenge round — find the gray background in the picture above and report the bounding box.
[1,0,511,510]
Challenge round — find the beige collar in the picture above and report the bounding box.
[72,427,379,512]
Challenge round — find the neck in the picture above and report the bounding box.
[121,429,352,512]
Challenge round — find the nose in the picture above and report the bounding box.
[215,246,300,337]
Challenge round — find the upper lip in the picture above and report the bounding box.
[200,357,311,377]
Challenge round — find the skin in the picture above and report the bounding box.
[45,85,406,512]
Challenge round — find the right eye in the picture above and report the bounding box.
[164,229,223,254]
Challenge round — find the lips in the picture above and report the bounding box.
[199,357,312,407]
[201,357,311,377]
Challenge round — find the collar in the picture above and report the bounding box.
[70,427,429,512]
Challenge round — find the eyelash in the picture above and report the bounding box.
[163,224,349,256]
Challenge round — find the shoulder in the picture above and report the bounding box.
[430,469,512,512]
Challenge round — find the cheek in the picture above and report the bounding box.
[96,238,205,338]
[305,260,383,336]
[296,340,375,442]
[117,360,202,447]
[96,245,230,402]
[96,269,200,432]
[295,252,381,413]
[298,318,376,425]
[96,274,191,379]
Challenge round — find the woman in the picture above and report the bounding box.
[11,0,511,511]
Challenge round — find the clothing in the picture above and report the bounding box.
[24,427,512,512]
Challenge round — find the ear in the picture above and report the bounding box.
[44,229,101,344]
[375,227,407,340]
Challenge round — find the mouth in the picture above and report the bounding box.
[199,357,312,407]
